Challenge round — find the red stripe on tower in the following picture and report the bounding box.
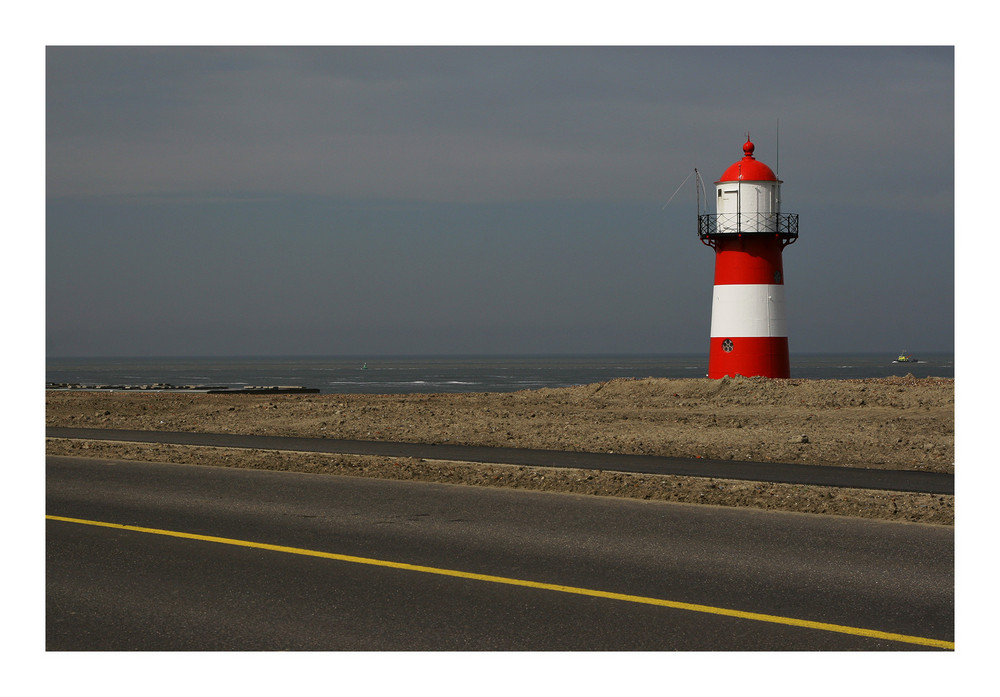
[697,137,799,379]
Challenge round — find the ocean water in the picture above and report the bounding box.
[46,353,954,395]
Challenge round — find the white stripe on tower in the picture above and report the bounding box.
[710,284,787,339]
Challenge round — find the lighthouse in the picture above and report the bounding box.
[698,137,799,378]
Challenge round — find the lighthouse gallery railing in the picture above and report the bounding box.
[698,212,799,239]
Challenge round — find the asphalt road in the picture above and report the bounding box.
[46,427,954,494]
[46,455,954,650]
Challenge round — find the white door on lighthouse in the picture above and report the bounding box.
[719,188,739,233]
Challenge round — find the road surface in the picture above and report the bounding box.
[46,455,953,650]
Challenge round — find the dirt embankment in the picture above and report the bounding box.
[45,375,954,525]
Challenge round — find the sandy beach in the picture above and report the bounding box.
[46,375,954,525]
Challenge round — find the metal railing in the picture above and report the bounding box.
[698,212,799,239]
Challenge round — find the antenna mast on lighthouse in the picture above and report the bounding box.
[776,118,780,178]
[695,168,701,216]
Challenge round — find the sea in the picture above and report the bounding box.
[46,353,954,395]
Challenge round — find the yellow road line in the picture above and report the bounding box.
[46,514,954,650]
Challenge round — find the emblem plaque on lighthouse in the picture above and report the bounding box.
[698,138,799,378]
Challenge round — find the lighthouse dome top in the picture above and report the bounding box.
[716,138,778,183]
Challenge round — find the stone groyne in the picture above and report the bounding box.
[46,383,320,394]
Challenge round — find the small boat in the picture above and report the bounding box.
[361,362,368,370]
[893,351,916,363]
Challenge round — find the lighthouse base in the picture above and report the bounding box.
[708,336,789,379]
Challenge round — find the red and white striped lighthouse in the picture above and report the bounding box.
[698,137,799,379]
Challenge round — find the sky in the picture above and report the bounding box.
[45,45,955,357]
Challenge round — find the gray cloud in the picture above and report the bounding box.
[48,47,952,203]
